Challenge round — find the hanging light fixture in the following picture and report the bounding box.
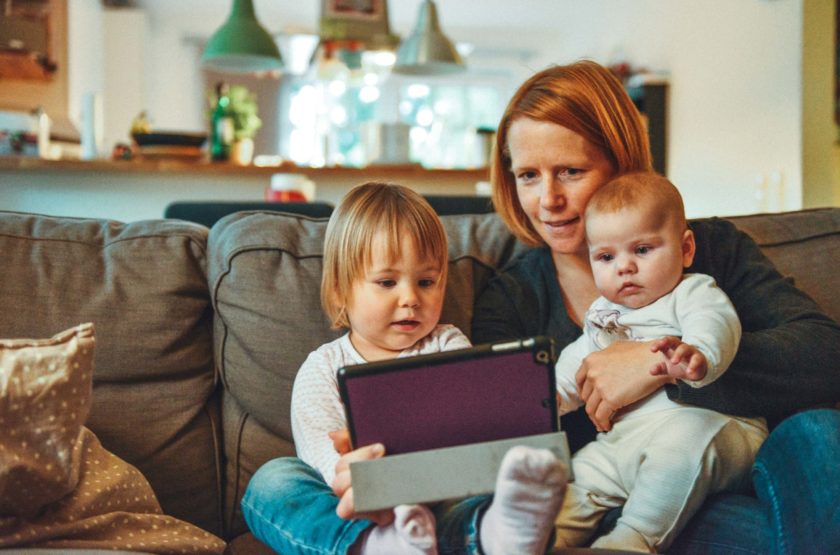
[201,0,283,74]
[393,0,464,75]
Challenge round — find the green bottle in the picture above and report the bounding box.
[210,82,234,161]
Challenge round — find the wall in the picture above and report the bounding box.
[803,0,840,207]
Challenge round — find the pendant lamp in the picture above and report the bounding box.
[201,0,283,73]
[393,0,464,75]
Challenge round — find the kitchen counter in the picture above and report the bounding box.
[0,156,489,222]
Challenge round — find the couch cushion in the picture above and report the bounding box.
[724,208,840,323]
[0,212,222,536]
[208,210,525,536]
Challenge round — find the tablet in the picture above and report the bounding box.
[338,336,558,455]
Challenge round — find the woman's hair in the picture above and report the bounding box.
[491,60,653,246]
[321,182,449,329]
[586,171,687,232]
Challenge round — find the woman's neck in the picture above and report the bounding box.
[552,250,600,327]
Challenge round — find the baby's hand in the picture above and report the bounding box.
[649,336,708,382]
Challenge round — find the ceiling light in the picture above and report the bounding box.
[201,0,283,74]
[393,0,464,75]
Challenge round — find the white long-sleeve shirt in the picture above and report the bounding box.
[555,273,741,421]
[290,324,471,484]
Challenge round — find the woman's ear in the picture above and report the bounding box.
[682,228,696,268]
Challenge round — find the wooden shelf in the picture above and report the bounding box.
[0,156,489,181]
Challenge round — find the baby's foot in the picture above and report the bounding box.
[480,445,568,555]
[353,503,438,555]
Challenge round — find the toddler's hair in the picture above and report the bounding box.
[586,171,687,232]
[321,182,448,329]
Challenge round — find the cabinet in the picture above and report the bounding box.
[0,0,57,80]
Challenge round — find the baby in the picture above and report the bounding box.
[553,172,768,552]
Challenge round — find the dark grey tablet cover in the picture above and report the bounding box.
[338,336,558,455]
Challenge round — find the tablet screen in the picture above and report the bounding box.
[338,336,558,455]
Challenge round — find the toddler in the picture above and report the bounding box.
[553,172,768,552]
[286,182,567,555]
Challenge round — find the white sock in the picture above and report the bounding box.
[352,504,438,555]
[480,445,568,555]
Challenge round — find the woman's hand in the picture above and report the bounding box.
[576,340,675,432]
[328,429,393,525]
[650,336,708,382]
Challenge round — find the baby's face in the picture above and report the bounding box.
[345,231,445,361]
[586,207,694,309]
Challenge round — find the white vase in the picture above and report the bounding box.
[231,138,254,166]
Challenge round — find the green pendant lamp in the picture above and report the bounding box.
[201,0,283,73]
[393,0,464,75]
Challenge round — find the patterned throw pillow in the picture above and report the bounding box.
[0,323,95,517]
[0,323,226,553]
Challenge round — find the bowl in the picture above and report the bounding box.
[132,132,207,148]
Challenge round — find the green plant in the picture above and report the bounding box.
[207,84,262,141]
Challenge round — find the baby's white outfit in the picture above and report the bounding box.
[554,274,768,552]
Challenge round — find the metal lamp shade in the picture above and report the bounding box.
[393,0,464,75]
[201,0,283,73]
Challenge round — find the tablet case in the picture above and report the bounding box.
[338,336,558,455]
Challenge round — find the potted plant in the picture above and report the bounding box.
[207,84,262,165]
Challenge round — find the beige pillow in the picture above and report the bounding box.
[0,323,95,518]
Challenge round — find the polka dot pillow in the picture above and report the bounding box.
[0,323,95,517]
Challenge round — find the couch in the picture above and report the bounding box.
[2,206,839,553]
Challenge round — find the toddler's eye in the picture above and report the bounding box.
[636,246,651,255]
[419,278,436,288]
[595,253,613,262]
[377,279,396,288]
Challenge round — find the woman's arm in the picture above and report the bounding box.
[674,219,840,422]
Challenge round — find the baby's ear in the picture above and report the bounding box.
[681,228,696,267]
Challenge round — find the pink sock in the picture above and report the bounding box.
[351,504,438,555]
[479,446,568,555]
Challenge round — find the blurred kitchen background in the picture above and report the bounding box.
[0,0,837,221]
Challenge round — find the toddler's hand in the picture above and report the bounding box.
[650,336,707,381]
[331,440,393,526]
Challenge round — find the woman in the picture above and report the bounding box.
[472,59,840,553]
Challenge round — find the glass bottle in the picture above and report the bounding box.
[210,82,234,162]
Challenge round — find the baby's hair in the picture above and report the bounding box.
[321,182,448,329]
[586,171,687,232]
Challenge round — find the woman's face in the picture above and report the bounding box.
[508,118,615,255]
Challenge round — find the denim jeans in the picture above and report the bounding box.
[241,457,492,555]
[242,409,840,554]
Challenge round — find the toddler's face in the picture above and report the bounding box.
[586,207,694,309]
[345,232,445,361]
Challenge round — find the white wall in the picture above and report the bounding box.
[450,0,806,217]
[82,0,828,218]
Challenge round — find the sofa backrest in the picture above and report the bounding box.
[207,210,527,536]
[0,211,223,537]
[722,208,840,323]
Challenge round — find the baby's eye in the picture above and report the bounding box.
[595,253,613,262]
[418,278,437,288]
[636,245,652,255]
[377,279,396,288]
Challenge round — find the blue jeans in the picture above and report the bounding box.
[241,457,491,554]
[242,409,840,555]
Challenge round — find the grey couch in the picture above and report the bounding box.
[2,206,839,553]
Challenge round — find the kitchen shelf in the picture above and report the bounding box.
[0,156,489,181]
